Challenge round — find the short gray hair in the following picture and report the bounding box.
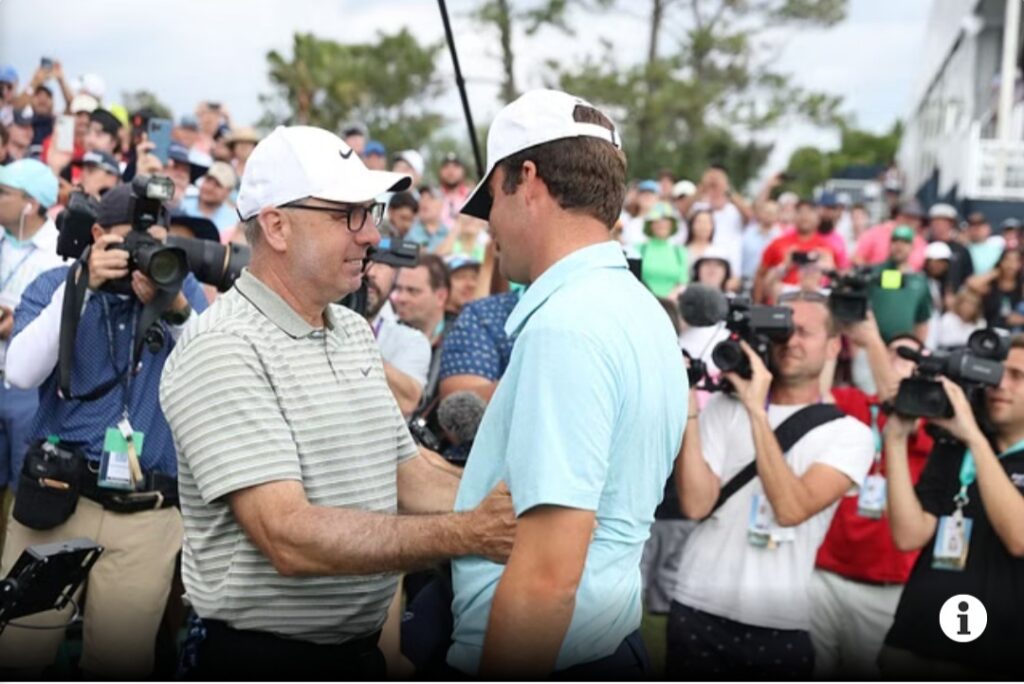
[241,216,261,245]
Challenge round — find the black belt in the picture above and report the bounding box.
[80,467,179,513]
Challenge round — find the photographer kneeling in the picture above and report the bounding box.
[881,338,1024,679]
[669,291,874,679]
[0,183,207,678]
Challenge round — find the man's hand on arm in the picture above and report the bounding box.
[228,479,515,577]
[480,505,594,678]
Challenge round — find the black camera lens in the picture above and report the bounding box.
[712,338,747,375]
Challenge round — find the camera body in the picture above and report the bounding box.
[711,297,794,381]
[893,328,1008,419]
[826,266,904,323]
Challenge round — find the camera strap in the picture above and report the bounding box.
[703,403,846,520]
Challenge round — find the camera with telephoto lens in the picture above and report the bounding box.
[825,266,904,322]
[892,328,1009,419]
[711,297,794,381]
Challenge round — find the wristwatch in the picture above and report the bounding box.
[161,302,192,326]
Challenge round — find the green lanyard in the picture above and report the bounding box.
[869,405,883,457]
[956,438,1024,506]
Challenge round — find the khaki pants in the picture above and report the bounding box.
[809,568,904,679]
[0,497,182,678]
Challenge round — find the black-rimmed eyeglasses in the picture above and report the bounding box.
[280,200,385,233]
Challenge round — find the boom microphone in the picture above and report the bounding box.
[437,391,487,445]
[678,284,730,327]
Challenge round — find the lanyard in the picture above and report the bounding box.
[869,404,883,463]
[956,438,1024,506]
[101,296,138,417]
[0,240,37,292]
[372,316,383,339]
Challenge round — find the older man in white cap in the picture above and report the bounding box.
[446,90,687,678]
[159,125,515,680]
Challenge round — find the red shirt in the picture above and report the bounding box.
[759,231,838,285]
[815,387,933,584]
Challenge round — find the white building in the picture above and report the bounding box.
[898,0,1024,222]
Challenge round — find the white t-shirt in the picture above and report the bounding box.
[711,203,744,277]
[373,315,430,387]
[935,311,986,350]
[672,393,873,631]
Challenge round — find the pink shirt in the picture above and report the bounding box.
[854,221,927,271]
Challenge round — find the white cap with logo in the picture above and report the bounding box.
[460,89,622,220]
[237,125,411,221]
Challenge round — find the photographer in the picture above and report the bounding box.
[0,183,206,677]
[159,126,515,680]
[880,338,1024,679]
[668,292,874,679]
[810,325,935,679]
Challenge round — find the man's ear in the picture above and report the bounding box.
[90,223,106,243]
[258,208,289,253]
[826,333,842,361]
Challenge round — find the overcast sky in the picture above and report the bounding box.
[0,0,932,178]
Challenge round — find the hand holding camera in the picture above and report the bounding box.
[722,339,773,415]
[930,377,987,445]
[87,233,130,291]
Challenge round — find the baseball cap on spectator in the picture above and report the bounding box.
[0,65,18,85]
[446,254,481,274]
[214,123,232,141]
[836,192,852,206]
[883,177,902,193]
[778,191,799,206]
[179,114,199,131]
[169,213,220,243]
[967,211,988,225]
[672,180,697,199]
[79,150,120,176]
[107,104,130,129]
[1000,217,1022,232]
[12,107,33,128]
[441,152,462,166]
[203,161,237,190]
[227,126,260,147]
[818,191,839,208]
[891,225,915,242]
[90,108,122,136]
[169,142,210,184]
[897,199,924,218]
[691,245,733,281]
[76,73,106,100]
[364,140,386,157]
[928,203,958,221]
[637,179,659,194]
[70,93,99,114]
[0,158,59,208]
[96,183,166,228]
[394,149,425,177]
[924,241,952,261]
[236,125,411,221]
[460,89,622,220]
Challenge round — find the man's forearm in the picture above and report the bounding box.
[863,335,898,402]
[748,408,812,526]
[972,436,1024,556]
[676,416,720,519]
[883,433,935,550]
[270,506,478,576]
[384,362,424,416]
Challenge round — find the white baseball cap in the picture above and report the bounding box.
[460,89,621,220]
[924,241,953,261]
[928,203,958,221]
[672,179,697,199]
[237,125,411,221]
[394,149,425,178]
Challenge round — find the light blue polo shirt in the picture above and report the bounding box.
[447,240,688,674]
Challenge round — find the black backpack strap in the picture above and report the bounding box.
[703,403,846,519]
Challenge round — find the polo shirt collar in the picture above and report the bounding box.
[235,268,333,338]
[505,241,627,338]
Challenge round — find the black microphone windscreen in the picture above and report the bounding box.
[678,284,730,327]
[437,391,487,445]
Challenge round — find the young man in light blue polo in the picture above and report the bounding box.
[447,89,688,678]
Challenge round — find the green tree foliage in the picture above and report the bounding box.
[261,30,447,155]
[549,0,849,185]
[120,90,173,119]
[784,121,903,197]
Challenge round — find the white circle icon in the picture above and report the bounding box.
[939,594,987,643]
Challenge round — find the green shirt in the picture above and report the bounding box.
[640,239,688,298]
[868,261,932,341]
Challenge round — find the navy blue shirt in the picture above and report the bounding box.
[13,267,208,476]
[438,291,519,383]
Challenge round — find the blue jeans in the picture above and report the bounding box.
[0,381,39,490]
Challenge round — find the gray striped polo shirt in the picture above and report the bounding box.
[160,269,417,645]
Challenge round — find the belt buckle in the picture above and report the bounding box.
[123,490,164,510]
